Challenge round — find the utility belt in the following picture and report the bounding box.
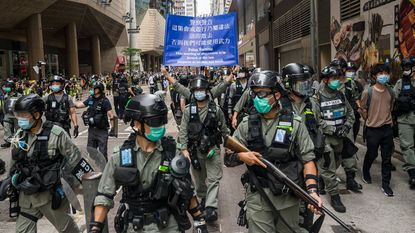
[82,111,108,129]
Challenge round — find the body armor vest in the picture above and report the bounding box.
[344,80,358,111]
[319,91,346,127]
[396,77,415,114]
[82,97,109,129]
[303,98,325,156]
[246,99,302,195]
[45,94,71,129]
[119,82,129,96]
[188,100,223,153]
[12,121,62,194]
[231,80,246,107]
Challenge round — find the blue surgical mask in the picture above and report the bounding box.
[145,126,166,142]
[253,96,272,114]
[194,91,207,101]
[328,80,341,90]
[377,74,390,85]
[18,118,34,131]
[50,85,61,93]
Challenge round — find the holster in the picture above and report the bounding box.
[189,145,201,171]
[114,203,127,233]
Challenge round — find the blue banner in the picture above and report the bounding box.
[163,13,238,67]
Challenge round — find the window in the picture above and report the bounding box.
[340,0,360,22]
[257,0,270,21]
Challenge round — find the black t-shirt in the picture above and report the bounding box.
[83,96,112,114]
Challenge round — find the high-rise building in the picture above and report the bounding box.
[211,0,225,16]
[172,0,195,16]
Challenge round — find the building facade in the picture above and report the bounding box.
[0,0,129,79]
[173,0,196,16]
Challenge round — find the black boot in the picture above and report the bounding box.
[0,159,5,175]
[199,198,206,211]
[0,142,10,148]
[330,194,346,213]
[408,170,415,189]
[346,172,363,192]
[318,176,326,195]
[205,207,218,222]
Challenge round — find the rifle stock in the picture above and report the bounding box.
[224,136,353,232]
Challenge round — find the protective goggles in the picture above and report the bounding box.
[143,115,168,127]
[252,90,273,99]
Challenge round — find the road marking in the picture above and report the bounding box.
[78,129,88,136]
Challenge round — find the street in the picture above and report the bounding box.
[0,85,414,233]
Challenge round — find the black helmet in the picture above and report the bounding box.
[303,65,315,76]
[346,62,358,71]
[50,75,65,84]
[124,94,168,127]
[401,58,415,68]
[4,81,15,90]
[330,58,347,70]
[3,97,19,116]
[179,74,190,86]
[13,94,45,114]
[189,76,209,91]
[93,83,105,94]
[282,63,313,96]
[320,66,341,79]
[250,70,281,91]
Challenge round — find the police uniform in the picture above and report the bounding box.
[82,95,112,158]
[394,78,415,183]
[11,122,81,233]
[233,89,252,121]
[43,93,74,135]
[179,100,229,211]
[3,92,21,145]
[311,84,355,197]
[171,79,231,101]
[118,78,130,119]
[232,107,315,233]
[112,77,121,116]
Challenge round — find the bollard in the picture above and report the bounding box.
[82,172,109,233]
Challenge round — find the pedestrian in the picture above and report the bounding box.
[394,58,415,189]
[360,63,395,196]
[10,94,81,233]
[89,94,208,233]
[179,76,230,223]
[311,66,355,212]
[225,70,322,233]
[74,83,116,159]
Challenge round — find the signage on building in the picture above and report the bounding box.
[163,13,238,66]
[363,0,395,11]
[394,4,399,49]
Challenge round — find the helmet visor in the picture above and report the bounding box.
[144,115,168,127]
[292,80,313,97]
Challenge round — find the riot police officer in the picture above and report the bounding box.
[394,58,415,189]
[10,94,81,233]
[112,73,122,117]
[1,81,21,148]
[170,74,190,126]
[227,67,249,132]
[118,75,130,119]
[311,66,355,213]
[89,94,208,233]
[179,76,230,223]
[43,75,79,137]
[225,70,322,233]
[74,83,116,159]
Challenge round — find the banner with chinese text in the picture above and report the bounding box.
[163,13,238,67]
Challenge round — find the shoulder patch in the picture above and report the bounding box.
[50,125,65,136]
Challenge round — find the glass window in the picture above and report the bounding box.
[257,0,270,21]
[245,0,254,32]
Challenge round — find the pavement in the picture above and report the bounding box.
[0,86,414,233]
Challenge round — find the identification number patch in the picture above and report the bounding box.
[121,148,133,166]
[71,158,94,182]
[51,101,57,108]
[275,129,286,143]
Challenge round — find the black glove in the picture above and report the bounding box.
[194,217,208,233]
[335,125,350,138]
[73,125,79,138]
[88,221,104,233]
[108,127,116,137]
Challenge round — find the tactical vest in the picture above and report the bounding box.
[188,100,223,154]
[246,100,302,195]
[344,80,358,111]
[82,97,109,129]
[231,80,246,107]
[396,77,415,114]
[318,91,346,127]
[12,121,62,195]
[45,94,71,129]
[113,80,120,92]
[119,82,129,96]
[303,98,325,156]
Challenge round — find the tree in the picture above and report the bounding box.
[122,48,141,71]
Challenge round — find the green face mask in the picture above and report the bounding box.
[145,126,166,142]
[328,80,341,90]
[5,87,11,93]
[89,90,94,96]
[253,96,272,114]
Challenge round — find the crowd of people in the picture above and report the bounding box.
[0,57,414,233]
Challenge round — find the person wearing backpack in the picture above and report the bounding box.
[393,58,415,189]
[360,63,395,197]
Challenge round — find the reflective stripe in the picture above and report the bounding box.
[323,119,345,126]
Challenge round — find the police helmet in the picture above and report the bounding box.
[179,74,190,87]
[4,81,16,90]
[320,66,342,79]
[0,177,10,201]
[124,94,168,127]
[303,65,315,76]
[330,58,347,70]
[189,76,209,91]
[50,75,65,84]
[282,63,313,96]
[346,62,358,71]
[13,94,45,114]
[3,97,19,116]
[93,83,105,94]
[250,70,281,91]
[401,58,415,68]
